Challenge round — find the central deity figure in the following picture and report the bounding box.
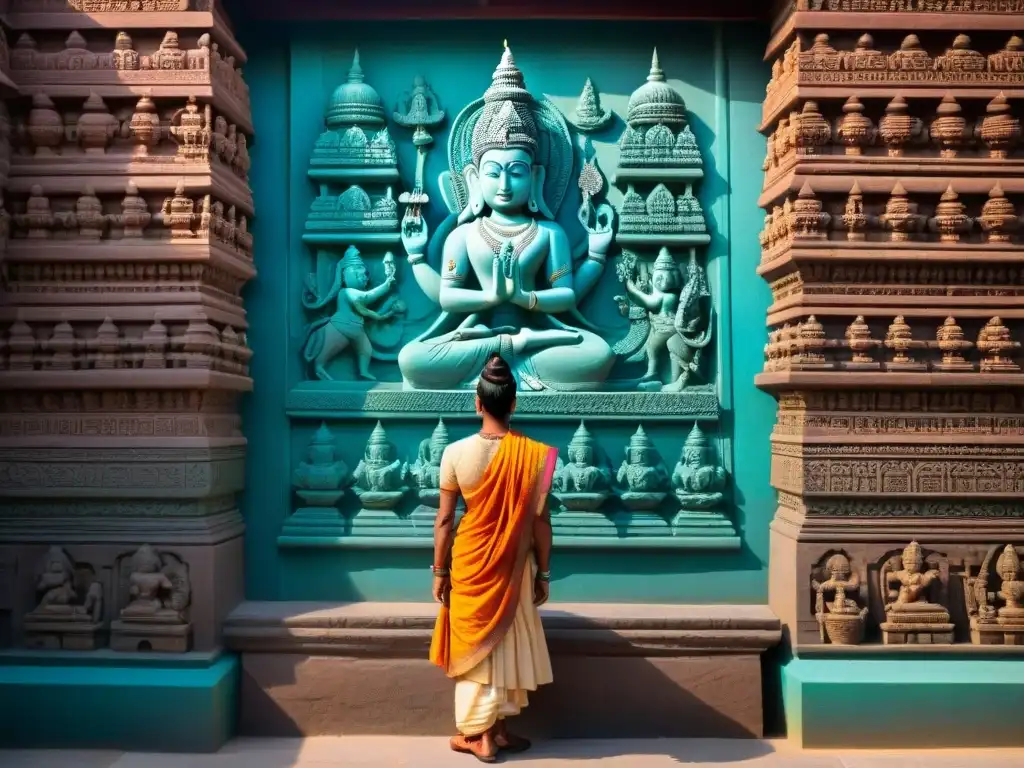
[398,44,615,391]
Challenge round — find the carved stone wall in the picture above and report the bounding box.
[761,2,1024,651]
[0,0,251,652]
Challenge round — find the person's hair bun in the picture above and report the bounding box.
[481,353,513,385]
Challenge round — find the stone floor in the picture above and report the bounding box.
[2,738,1024,767]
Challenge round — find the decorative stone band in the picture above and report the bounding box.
[286,383,721,420]
[223,601,781,657]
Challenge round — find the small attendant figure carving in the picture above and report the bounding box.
[811,553,867,646]
[879,541,953,645]
[301,246,406,381]
[552,421,612,511]
[616,425,669,511]
[411,418,451,509]
[671,423,726,510]
[352,421,409,511]
[614,249,713,391]
[24,547,105,650]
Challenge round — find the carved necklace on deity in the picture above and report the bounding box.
[477,217,539,261]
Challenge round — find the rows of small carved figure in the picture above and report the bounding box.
[767,33,1024,99]
[16,93,251,179]
[7,184,253,255]
[0,316,252,376]
[810,542,1024,647]
[19,543,192,653]
[764,315,1022,373]
[765,94,1024,167]
[10,29,249,106]
[759,182,1024,248]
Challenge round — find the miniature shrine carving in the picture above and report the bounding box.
[23,547,105,651]
[552,421,613,511]
[110,544,192,652]
[410,418,453,528]
[879,542,954,645]
[964,544,1024,646]
[811,553,867,646]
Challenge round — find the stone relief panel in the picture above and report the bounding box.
[281,418,736,548]
[293,46,720,401]
[791,540,1024,648]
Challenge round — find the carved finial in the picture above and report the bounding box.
[348,49,364,83]
[648,48,664,82]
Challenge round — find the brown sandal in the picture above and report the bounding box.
[450,734,499,763]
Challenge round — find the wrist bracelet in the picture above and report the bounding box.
[537,571,551,582]
[587,251,607,265]
[528,291,538,310]
[408,252,425,265]
[431,565,449,577]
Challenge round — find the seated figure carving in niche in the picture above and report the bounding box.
[398,43,616,391]
[301,247,405,380]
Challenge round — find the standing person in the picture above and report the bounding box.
[429,353,558,763]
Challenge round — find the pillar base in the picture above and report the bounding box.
[0,650,238,752]
[782,656,1024,749]
[225,601,780,738]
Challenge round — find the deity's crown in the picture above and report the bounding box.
[339,245,364,270]
[471,43,539,166]
[653,248,676,272]
[902,540,923,564]
[684,423,709,450]
[569,421,593,450]
[312,422,335,446]
[997,544,1021,576]
[430,418,450,446]
[367,421,389,448]
[629,425,653,451]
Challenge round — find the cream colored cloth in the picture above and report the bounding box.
[453,556,553,736]
[439,433,554,736]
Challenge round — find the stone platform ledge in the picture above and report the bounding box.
[223,601,780,657]
[0,650,237,752]
[276,533,741,550]
[286,382,721,420]
[782,656,1024,749]
[795,644,1024,660]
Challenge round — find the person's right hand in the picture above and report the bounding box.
[432,575,450,606]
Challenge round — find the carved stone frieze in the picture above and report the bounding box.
[763,314,1023,374]
[10,30,248,107]
[793,1,1024,12]
[0,316,252,376]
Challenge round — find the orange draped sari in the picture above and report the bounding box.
[430,431,558,679]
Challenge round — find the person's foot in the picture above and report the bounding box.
[450,733,499,763]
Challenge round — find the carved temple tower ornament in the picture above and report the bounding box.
[0,5,254,662]
[282,423,352,540]
[759,2,1024,664]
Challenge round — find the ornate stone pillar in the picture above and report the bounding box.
[761,0,1024,748]
[0,0,252,750]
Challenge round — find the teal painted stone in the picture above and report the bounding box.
[0,652,237,752]
[783,656,1024,748]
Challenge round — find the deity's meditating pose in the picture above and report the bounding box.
[398,44,616,391]
[430,354,557,761]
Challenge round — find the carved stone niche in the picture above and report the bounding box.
[109,544,192,652]
[22,546,108,651]
[877,542,954,645]
[962,543,1024,645]
[809,550,868,646]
